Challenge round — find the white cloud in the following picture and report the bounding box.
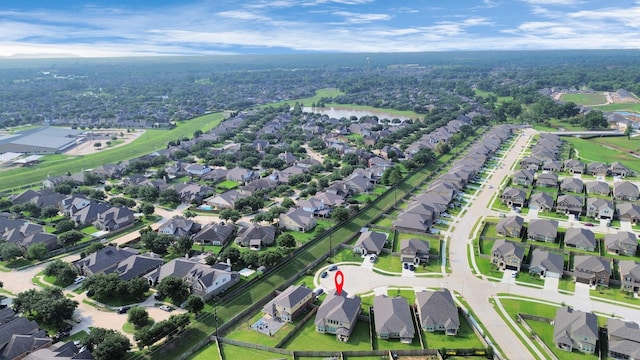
[521,0,583,5]
[332,11,391,24]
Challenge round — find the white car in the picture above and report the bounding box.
[73,276,85,285]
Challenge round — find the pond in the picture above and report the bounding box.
[302,106,414,122]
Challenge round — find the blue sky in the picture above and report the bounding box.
[1,0,638,57]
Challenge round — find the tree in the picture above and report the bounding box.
[43,259,77,285]
[184,295,204,314]
[13,287,78,329]
[219,247,241,264]
[142,232,173,254]
[84,328,131,360]
[0,243,23,261]
[240,251,259,267]
[625,125,632,139]
[55,219,76,233]
[42,206,59,220]
[156,276,190,304]
[128,307,150,329]
[159,189,180,205]
[434,142,450,155]
[331,207,349,223]
[173,236,194,256]
[140,202,155,216]
[277,233,296,248]
[90,190,106,200]
[219,209,241,222]
[58,230,84,247]
[26,243,48,261]
[94,142,102,148]
[281,198,295,209]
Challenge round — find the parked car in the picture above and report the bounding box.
[403,263,409,270]
[159,305,173,312]
[584,223,595,227]
[117,306,131,314]
[73,276,85,285]
[409,264,415,271]
[320,271,328,278]
[313,288,324,296]
[328,265,338,271]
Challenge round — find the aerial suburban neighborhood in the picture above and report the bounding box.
[2,51,640,360]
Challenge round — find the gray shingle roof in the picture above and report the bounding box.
[415,289,459,330]
[529,249,564,274]
[373,295,415,339]
[553,306,598,349]
[314,291,361,327]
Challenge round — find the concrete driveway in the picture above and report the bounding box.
[543,276,559,292]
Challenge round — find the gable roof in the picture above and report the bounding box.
[553,306,598,348]
[373,295,414,338]
[528,218,558,239]
[279,208,315,228]
[353,231,387,253]
[574,255,610,273]
[529,249,564,274]
[73,246,139,275]
[415,289,459,329]
[193,222,235,244]
[491,240,525,260]
[314,291,361,327]
[565,228,596,249]
[263,285,313,316]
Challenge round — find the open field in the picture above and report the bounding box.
[564,137,640,174]
[594,103,640,112]
[559,92,606,105]
[258,88,344,108]
[474,89,513,104]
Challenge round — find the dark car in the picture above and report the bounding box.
[320,271,328,278]
[409,264,415,271]
[117,306,131,314]
[328,265,338,271]
[403,263,409,270]
[584,223,595,227]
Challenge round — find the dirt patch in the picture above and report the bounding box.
[64,129,145,156]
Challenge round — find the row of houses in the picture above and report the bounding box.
[491,236,640,291]
[496,215,638,254]
[392,125,515,235]
[512,169,638,201]
[501,187,640,222]
[73,245,239,301]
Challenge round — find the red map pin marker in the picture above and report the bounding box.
[334,270,344,295]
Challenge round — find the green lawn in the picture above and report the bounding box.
[514,272,544,287]
[527,320,599,360]
[225,312,295,347]
[191,244,223,255]
[559,93,607,106]
[594,102,640,112]
[499,298,558,319]
[373,253,401,273]
[217,180,239,190]
[423,319,484,349]
[375,336,422,350]
[475,257,503,279]
[590,286,640,307]
[558,277,576,293]
[281,319,371,351]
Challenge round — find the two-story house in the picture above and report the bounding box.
[263,285,314,323]
[491,240,525,272]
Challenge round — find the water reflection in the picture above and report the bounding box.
[302,107,413,121]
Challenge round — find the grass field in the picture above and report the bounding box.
[559,93,606,106]
[564,137,640,174]
[259,88,344,109]
[594,103,640,112]
[474,90,514,104]
[281,319,371,351]
[423,319,484,349]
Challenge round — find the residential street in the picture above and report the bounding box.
[4,127,640,358]
[319,127,640,360]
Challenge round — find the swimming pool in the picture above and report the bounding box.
[199,205,212,211]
